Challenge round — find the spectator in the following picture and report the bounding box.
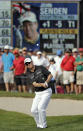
[54,50,63,86]
[22,47,31,58]
[19,49,23,56]
[61,49,75,94]
[22,47,31,92]
[54,50,64,94]
[74,48,83,94]
[72,48,78,94]
[72,48,78,59]
[11,50,26,92]
[48,58,56,93]
[42,51,50,69]
[31,49,38,65]
[42,51,49,62]
[34,51,50,68]
[2,45,15,92]
[9,46,14,53]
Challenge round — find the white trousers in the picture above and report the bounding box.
[31,88,52,128]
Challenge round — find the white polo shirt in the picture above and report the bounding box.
[33,56,50,67]
[54,56,64,76]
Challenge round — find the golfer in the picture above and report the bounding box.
[21,11,40,51]
[24,57,52,128]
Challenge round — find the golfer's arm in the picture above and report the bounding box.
[32,73,53,88]
[45,73,53,84]
[32,82,44,87]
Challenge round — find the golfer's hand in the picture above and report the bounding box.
[32,82,48,88]
[33,82,37,87]
[43,82,48,88]
[32,82,44,87]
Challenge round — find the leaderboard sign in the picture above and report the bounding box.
[0,0,79,53]
[0,1,11,48]
[40,3,79,53]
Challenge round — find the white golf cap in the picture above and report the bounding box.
[24,57,32,64]
[19,49,22,52]
[72,48,78,52]
[4,45,10,49]
[37,51,42,55]
[21,11,37,23]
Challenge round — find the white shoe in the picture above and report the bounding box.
[37,125,47,129]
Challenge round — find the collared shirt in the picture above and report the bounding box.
[22,35,40,51]
[76,56,83,71]
[33,56,49,67]
[13,56,25,75]
[2,52,15,72]
[27,66,51,92]
[48,64,56,79]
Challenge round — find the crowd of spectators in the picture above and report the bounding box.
[0,45,83,95]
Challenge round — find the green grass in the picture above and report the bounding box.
[0,91,35,98]
[0,109,83,131]
[0,91,83,100]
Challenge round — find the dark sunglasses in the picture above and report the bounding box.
[25,62,31,65]
[23,50,27,52]
[74,52,78,53]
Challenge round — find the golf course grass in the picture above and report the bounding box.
[0,91,83,100]
[0,109,83,131]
